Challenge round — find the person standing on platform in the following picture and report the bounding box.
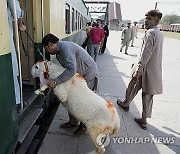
[131,22,138,47]
[100,24,109,54]
[119,22,133,55]
[117,10,164,130]
[88,19,104,61]
[81,22,92,51]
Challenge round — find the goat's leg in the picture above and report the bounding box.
[34,85,49,95]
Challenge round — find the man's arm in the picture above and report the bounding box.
[133,31,155,80]
[139,31,155,66]
[7,0,26,31]
[53,45,76,85]
[121,29,125,40]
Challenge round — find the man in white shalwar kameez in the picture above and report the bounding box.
[131,22,138,47]
[120,22,133,55]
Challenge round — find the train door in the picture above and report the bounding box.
[19,0,35,85]
[18,0,36,106]
[14,0,45,113]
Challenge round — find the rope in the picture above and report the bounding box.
[24,30,46,60]
[19,31,29,56]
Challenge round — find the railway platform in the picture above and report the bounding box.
[38,30,180,154]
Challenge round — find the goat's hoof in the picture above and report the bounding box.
[34,90,44,95]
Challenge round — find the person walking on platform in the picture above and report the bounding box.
[119,22,133,55]
[131,22,138,47]
[42,33,99,135]
[117,10,164,130]
[88,19,105,61]
[100,24,109,54]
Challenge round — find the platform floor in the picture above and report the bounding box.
[38,31,180,154]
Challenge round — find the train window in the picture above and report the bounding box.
[80,15,82,29]
[65,4,70,34]
[72,8,75,31]
[78,12,80,30]
[77,12,79,30]
[75,10,78,30]
[84,17,87,29]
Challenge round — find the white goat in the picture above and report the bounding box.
[31,61,120,154]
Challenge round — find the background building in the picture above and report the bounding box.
[108,2,122,30]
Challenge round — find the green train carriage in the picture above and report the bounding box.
[0,0,91,153]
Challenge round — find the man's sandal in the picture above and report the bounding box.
[117,99,129,112]
[135,118,147,130]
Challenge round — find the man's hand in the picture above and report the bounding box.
[18,18,26,32]
[18,24,26,32]
[133,69,143,82]
[47,80,56,89]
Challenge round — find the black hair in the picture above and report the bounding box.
[145,9,163,19]
[42,33,59,46]
[87,22,91,26]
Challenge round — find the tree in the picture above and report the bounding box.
[161,14,180,24]
[139,19,145,24]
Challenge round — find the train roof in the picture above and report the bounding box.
[171,23,180,26]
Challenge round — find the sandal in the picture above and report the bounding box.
[135,118,147,130]
[117,99,129,112]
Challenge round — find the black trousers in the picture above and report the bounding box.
[100,37,107,53]
[81,36,88,49]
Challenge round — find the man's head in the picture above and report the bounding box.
[134,22,137,26]
[127,22,131,28]
[87,22,91,26]
[42,33,59,55]
[144,9,162,29]
[96,19,101,27]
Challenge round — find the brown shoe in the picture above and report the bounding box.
[60,122,79,129]
[135,118,147,130]
[117,99,129,112]
[73,123,86,135]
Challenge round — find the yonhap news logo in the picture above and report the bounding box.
[96,136,175,147]
[112,137,175,144]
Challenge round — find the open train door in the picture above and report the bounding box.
[17,0,45,104]
[13,0,48,148]
[19,0,35,85]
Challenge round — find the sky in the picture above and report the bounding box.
[111,0,180,21]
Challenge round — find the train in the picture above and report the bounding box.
[0,0,91,153]
[138,23,180,33]
[159,24,180,33]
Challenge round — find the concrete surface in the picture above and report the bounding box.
[38,30,180,154]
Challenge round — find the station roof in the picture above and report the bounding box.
[84,0,122,21]
[84,0,109,3]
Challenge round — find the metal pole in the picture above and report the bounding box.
[41,0,45,60]
[155,2,158,9]
[12,0,24,109]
